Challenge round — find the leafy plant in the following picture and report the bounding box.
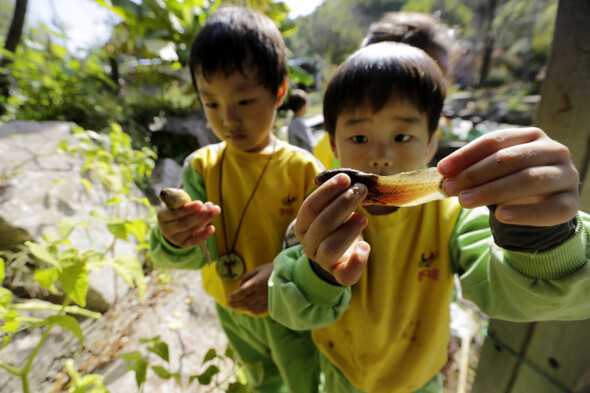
[122,335,249,392]
[0,28,124,130]
[0,124,156,392]
[93,0,295,66]
[64,358,110,393]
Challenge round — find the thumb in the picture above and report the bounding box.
[333,241,370,286]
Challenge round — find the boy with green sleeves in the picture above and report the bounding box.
[269,42,590,393]
[149,6,323,393]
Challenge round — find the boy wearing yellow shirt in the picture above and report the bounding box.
[269,42,590,393]
[150,6,323,392]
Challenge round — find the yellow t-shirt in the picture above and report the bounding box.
[189,142,322,315]
[312,198,462,392]
[313,132,340,170]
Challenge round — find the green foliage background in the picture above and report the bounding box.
[0,0,559,137]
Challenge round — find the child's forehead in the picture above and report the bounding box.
[195,65,264,89]
[339,97,422,119]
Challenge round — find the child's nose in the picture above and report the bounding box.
[222,106,240,127]
[369,145,393,168]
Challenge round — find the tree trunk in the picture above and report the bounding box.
[535,0,590,212]
[473,1,590,392]
[108,55,121,92]
[477,0,499,87]
[0,0,29,101]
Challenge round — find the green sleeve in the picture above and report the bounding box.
[269,245,351,330]
[148,162,218,270]
[451,208,590,321]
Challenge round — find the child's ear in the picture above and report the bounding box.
[275,79,289,108]
[329,134,339,159]
[425,128,440,164]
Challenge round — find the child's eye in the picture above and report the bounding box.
[395,134,412,142]
[350,135,368,143]
[204,102,218,109]
[238,99,255,105]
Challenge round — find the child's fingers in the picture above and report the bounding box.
[298,184,368,260]
[311,212,368,267]
[441,132,576,198]
[494,192,580,226]
[181,225,216,248]
[159,203,220,245]
[453,164,579,209]
[158,200,205,222]
[295,173,353,234]
[332,241,370,286]
[227,287,268,314]
[438,128,544,177]
[229,297,268,314]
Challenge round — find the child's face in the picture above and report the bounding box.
[196,67,286,152]
[330,98,438,176]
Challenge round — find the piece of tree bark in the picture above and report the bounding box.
[0,0,29,102]
[535,0,590,212]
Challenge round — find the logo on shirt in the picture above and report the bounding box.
[419,251,439,268]
[418,250,439,282]
[282,195,297,206]
[280,194,297,216]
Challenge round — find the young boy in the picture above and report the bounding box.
[313,11,454,170]
[149,6,323,393]
[269,42,590,393]
[287,89,314,152]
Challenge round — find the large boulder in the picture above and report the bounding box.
[149,111,220,164]
[0,121,148,311]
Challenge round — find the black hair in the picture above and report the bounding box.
[361,12,453,76]
[323,42,446,138]
[288,89,308,113]
[189,6,287,95]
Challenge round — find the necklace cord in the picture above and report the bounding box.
[218,140,277,256]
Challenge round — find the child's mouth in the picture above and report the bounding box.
[227,134,246,141]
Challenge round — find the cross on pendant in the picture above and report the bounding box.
[223,258,238,280]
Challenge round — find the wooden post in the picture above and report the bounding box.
[472,1,590,392]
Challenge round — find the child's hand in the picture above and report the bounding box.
[227,263,274,314]
[157,201,220,248]
[438,127,580,226]
[294,173,371,286]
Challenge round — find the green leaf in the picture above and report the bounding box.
[288,65,314,86]
[26,241,60,268]
[34,268,61,295]
[151,365,172,379]
[224,345,235,359]
[89,209,110,222]
[226,381,249,393]
[111,255,146,301]
[58,218,78,240]
[125,219,148,243]
[105,196,125,206]
[1,310,21,333]
[61,262,89,307]
[196,365,220,385]
[79,178,92,194]
[128,358,148,388]
[107,221,128,241]
[147,341,169,362]
[203,348,217,363]
[38,315,83,346]
[121,350,143,362]
[0,287,14,310]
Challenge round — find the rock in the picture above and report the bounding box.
[0,121,147,312]
[145,158,184,206]
[0,271,231,393]
[149,111,220,164]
